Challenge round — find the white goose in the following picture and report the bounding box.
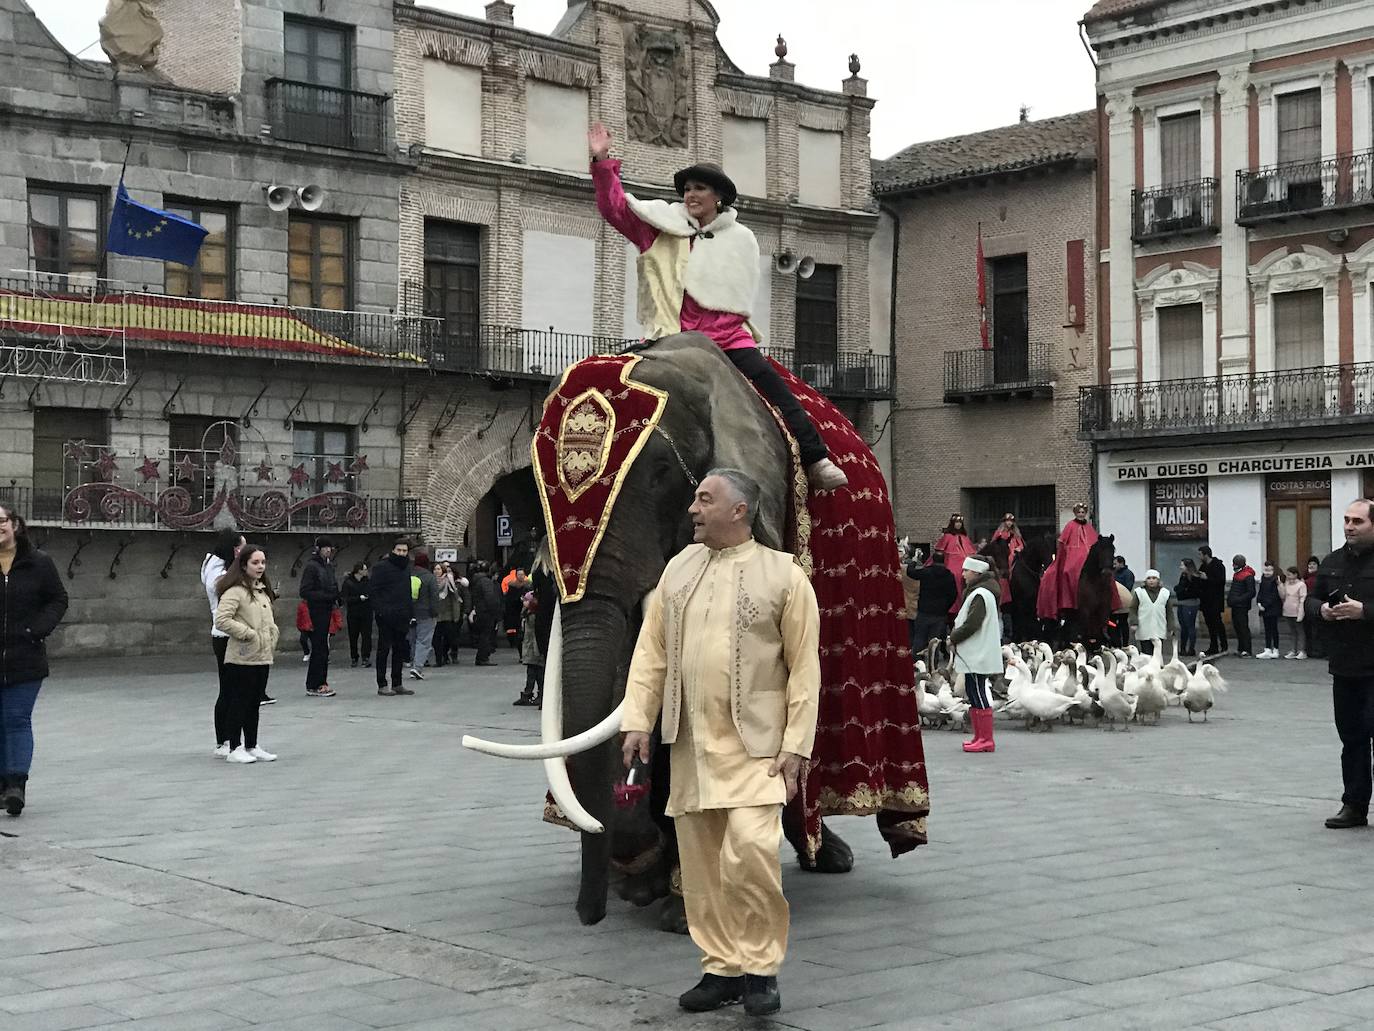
[1182,661,1229,722]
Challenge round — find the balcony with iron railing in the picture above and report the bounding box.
[0,439,422,533]
[1237,149,1374,225]
[265,78,389,153]
[943,343,1053,403]
[1132,179,1220,242]
[762,347,895,400]
[0,273,440,371]
[1078,362,1374,440]
[429,322,635,380]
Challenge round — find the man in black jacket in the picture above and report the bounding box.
[470,562,502,666]
[368,538,415,695]
[908,550,958,655]
[299,536,339,698]
[1316,500,1374,829]
[1197,545,1229,656]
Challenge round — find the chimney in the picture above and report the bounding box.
[485,0,514,25]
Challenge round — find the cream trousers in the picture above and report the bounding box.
[675,804,788,977]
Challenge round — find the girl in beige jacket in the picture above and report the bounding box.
[214,546,281,764]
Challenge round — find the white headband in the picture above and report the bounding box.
[963,556,990,573]
[1145,569,1160,579]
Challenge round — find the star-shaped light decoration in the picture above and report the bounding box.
[348,454,369,475]
[325,460,346,484]
[175,453,197,483]
[218,436,237,468]
[287,463,310,488]
[93,449,119,481]
[137,456,161,482]
[254,458,274,483]
[63,441,89,462]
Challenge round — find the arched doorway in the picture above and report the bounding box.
[470,465,541,571]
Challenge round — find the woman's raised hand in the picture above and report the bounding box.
[588,122,612,160]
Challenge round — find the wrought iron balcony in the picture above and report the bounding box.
[1132,179,1219,241]
[943,343,1053,403]
[762,348,894,401]
[1237,149,1374,225]
[1078,362,1374,440]
[0,274,440,367]
[266,78,389,153]
[429,323,636,379]
[0,440,422,533]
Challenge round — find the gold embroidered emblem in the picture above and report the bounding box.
[557,390,615,501]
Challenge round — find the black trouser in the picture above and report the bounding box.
[434,620,457,665]
[375,619,407,688]
[212,635,233,748]
[305,604,332,690]
[348,609,372,663]
[476,617,498,663]
[1261,609,1282,651]
[1333,675,1374,809]
[724,346,829,466]
[523,664,544,702]
[1230,606,1252,655]
[1202,603,1228,653]
[1139,639,1156,656]
[910,613,947,656]
[223,663,267,750]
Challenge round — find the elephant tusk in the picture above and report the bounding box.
[460,702,625,759]
[540,600,607,833]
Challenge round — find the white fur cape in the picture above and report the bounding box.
[624,193,760,316]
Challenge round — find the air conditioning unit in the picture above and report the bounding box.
[800,363,834,389]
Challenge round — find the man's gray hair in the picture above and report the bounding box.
[704,467,761,521]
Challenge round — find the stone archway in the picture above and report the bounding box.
[470,466,540,567]
[423,404,534,553]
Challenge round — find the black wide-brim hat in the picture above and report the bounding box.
[673,162,738,208]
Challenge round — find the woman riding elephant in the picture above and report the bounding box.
[588,123,847,493]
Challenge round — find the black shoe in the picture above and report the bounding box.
[513,695,535,706]
[3,777,26,817]
[678,974,745,1012]
[476,659,496,667]
[362,659,372,668]
[1326,804,1368,829]
[393,685,415,696]
[743,974,780,1016]
[351,658,359,668]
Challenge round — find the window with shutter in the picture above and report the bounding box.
[1277,89,1321,166]
[1157,304,1204,381]
[1159,113,1201,185]
[1273,288,1326,414]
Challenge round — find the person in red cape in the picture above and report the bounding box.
[931,513,976,616]
[990,512,1024,608]
[1041,503,1100,617]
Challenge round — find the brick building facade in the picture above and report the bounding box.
[874,113,1098,550]
[0,0,891,656]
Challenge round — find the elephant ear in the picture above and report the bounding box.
[633,335,790,549]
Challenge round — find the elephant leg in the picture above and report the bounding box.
[658,864,688,934]
[782,803,855,874]
[570,742,615,925]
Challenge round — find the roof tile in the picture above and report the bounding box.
[873,110,1097,195]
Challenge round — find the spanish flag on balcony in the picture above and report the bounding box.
[108,180,209,267]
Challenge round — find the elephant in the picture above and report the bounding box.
[464,333,929,929]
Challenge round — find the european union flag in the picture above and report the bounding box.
[107,180,209,266]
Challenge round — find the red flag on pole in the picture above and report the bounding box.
[977,222,989,350]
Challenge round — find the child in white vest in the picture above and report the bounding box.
[1129,570,1177,654]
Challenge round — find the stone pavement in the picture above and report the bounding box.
[0,648,1371,1030]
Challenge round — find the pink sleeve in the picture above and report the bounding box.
[592,158,658,253]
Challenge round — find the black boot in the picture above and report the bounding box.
[678,973,744,1012]
[3,774,27,817]
[1325,804,1368,829]
[743,974,781,1016]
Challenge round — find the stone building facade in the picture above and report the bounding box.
[874,113,1098,550]
[0,0,890,656]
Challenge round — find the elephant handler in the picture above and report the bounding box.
[588,123,848,492]
[621,468,820,1018]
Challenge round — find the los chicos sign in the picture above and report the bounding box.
[1150,479,1207,540]
[1113,447,1374,481]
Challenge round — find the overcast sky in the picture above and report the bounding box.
[26,0,1097,158]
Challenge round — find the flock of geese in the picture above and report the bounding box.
[915,639,1230,732]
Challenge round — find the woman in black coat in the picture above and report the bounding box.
[0,504,69,816]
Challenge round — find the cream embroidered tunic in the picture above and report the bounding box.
[622,538,820,818]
